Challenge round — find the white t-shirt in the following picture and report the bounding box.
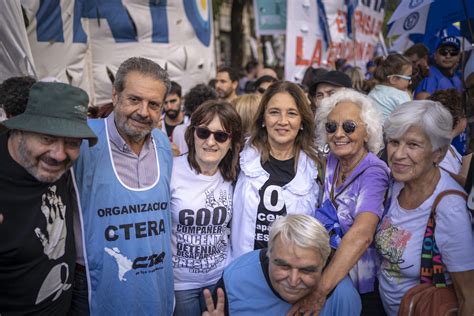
[375,171,474,316]
[170,155,233,290]
[439,144,462,174]
[171,121,190,155]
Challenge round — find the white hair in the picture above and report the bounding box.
[315,89,384,153]
[384,100,452,151]
[268,215,331,264]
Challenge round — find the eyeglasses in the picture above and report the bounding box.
[325,120,362,134]
[438,48,459,57]
[195,126,231,143]
[387,74,412,83]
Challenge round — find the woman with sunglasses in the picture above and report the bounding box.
[368,54,413,122]
[231,81,323,260]
[292,89,390,315]
[170,100,242,316]
[375,100,474,315]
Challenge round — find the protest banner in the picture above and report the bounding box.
[285,0,384,82]
[17,0,215,105]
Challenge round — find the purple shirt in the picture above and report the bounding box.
[106,113,158,188]
[324,152,390,293]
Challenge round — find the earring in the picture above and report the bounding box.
[262,123,265,128]
[300,126,304,131]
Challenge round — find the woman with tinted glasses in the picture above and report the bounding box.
[170,100,243,316]
[231,81,324,260]
[292,89,390,315]
[368,54,413,122]
[375,100,474,315]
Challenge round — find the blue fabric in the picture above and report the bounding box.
[314,199,343,249]
[223,250,361,316]
[368,85,411,122]
[452,130,468,156]
[414,65,462,97]
[74,119,174,315]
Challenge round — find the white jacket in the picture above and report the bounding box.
[231,144,321,259]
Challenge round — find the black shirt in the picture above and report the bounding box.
[0,132,75,314]
[253,156,295,250]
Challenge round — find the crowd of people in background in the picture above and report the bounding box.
[1,35,474,316]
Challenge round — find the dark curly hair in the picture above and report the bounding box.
[429,89,464,130]
[0,76,36,118]
[183,83,218,116]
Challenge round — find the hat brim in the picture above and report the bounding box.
[0,113,98,146]
[309,80,347,96]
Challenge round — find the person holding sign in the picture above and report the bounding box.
[170,100,243,316]
[231,81,323,260]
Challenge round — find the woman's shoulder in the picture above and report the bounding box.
[437,169,466,192]
[361,153,390,175]
[172,154,191,176]
[425,171,467,213]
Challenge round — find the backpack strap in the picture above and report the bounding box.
[420,189,467,287]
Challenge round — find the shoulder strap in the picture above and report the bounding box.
[420,189,467,287]
[316,155,326,207]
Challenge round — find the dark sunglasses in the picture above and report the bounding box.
[195,127,231,143]
[438,48,459,57]
[257,87,266,94]
[325,120,361,134]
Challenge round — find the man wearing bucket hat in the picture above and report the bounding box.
[0,82,97,314]
[72,57,174,315]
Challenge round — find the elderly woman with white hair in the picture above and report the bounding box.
[375,100,474,316]
[291,89,390,315]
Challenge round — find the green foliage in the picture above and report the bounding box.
[383,0,401,37]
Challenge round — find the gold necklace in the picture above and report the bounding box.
[339,152,367,183]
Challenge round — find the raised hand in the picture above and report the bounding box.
[202,288,225,316]
[286,288,326,316]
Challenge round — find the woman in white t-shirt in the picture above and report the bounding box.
[170,100,242,316]
[232,81,324,259]
[375,100,474,316]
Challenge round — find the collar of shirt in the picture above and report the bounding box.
[106,112,153,155]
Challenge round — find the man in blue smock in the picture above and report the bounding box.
[72,57,174,315]
[203,215,361,316]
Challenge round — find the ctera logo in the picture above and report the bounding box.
[132,251,166,269]
[403,12,420,31]
[409,0,425,9]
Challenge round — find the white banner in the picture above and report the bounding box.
[285,0,384,82]
[0,1,36,82]
[17,0,215,106]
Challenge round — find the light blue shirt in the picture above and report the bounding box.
[368,85,411,121]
